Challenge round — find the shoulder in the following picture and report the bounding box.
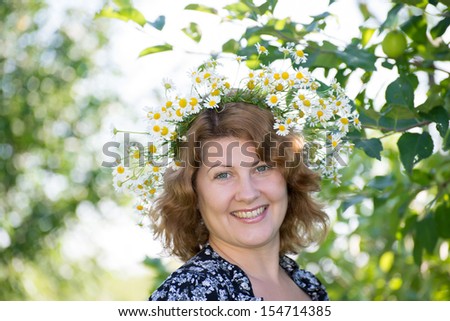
[280,255,330,301]
[149,246,238,301]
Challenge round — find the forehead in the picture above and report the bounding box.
[200,138,259,167]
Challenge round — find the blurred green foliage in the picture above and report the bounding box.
[0,0,122,299]
[101,0,450,300]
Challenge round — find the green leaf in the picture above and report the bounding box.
[434,203,450,238]
[397,132,434,173]
[95,6,146,26]
[385,76,415,110]
[358,105,422,132]
[303,41,341,69]
[359,3,371,20]
[416,92,445,113]
[410,169,432,186]
[341,195,366,212]
[138,44,173,57]
[417,215,438,254]
[258,0,278,14]
[184,4,218,15]
[360,27,375,47]
[444,129,450,151]
[380,3,403,31]
[401,15,428,44]
[182,22,202,42]
[419,106,449,138]
[355,138,383,160]
[224,2,252,20]
[336,43,377,71]
[113,0,132,8]
[430,17,450,39]
[149,15,165,31]
[367,175,395,190]
[222,39,240,53]
[118,8,146,26]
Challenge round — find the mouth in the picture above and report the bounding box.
[231,205,268,219]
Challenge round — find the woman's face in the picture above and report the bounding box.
[195,137,288,250]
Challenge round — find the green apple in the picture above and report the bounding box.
[382,30,407,59]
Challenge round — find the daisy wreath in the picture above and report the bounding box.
[111,43,360,214]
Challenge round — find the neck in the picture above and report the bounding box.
[209,238,282,281]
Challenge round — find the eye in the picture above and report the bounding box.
[255,164,271,173]
[214,172,231,180]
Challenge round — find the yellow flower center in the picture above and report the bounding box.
[298,94,305,100]
[149,188,156,195]
[296,49,304,57]
[133,151,140,159]
[282,72,289,80]
[303,99,311,107]
[117,166,125,174]
[296,72,304,79]
[279,124,286,131]
[317,110,324,118]
[211,89,220,96]
[149,145,157,154]
[270,95,278,104]
[136,205,144,211]
[189,97,198,107]
[340,117,349,125]
[165,101,173,108]
[161,126,169,136]
[275,83,284,91]
[179,98,187,108]
[274,73,281,80]
[153,166,160,173]
[152,125,161,133]
[176,109,183,117]
[247,80,255,90]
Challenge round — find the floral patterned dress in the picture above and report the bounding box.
[149,245,329,301]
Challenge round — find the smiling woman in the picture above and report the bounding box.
[111,42,359,301]
[149,102,329,301]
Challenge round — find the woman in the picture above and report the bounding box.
[149,102,329,301]
[113,44,358,300]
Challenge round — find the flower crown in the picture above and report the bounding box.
[112,43,360,214]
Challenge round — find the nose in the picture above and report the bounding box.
[234,174,260,203]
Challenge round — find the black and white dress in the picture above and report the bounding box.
[149,244,329,301]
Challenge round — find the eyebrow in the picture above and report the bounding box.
[206,160,260,173]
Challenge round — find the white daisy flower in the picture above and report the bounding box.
[256,42,269,55]
[266,93,282,108]
[274,122,289,136]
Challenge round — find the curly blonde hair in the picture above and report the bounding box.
[150,102,328,261]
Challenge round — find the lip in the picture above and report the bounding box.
[230,205,268,223]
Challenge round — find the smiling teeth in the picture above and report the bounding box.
[232,206,266,219]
